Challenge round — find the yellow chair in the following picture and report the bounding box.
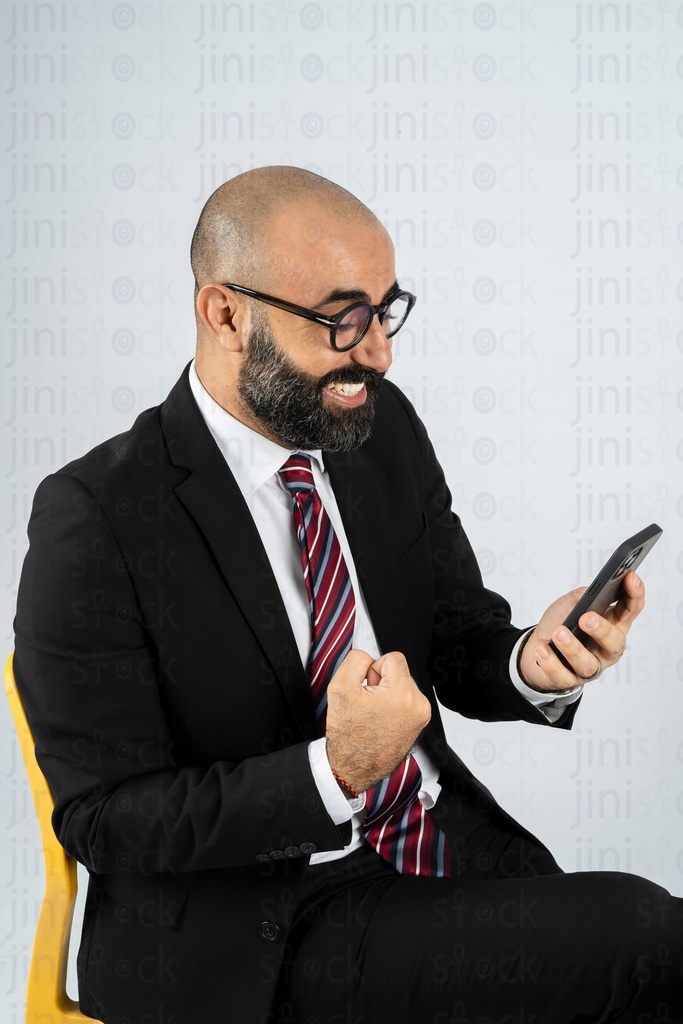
[4,654,102,1023]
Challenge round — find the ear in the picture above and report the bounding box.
[195,284,251,352]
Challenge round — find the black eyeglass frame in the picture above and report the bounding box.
[222,282,416,352]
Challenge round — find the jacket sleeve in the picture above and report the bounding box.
[389,384,579,729]
[14,472,349,876]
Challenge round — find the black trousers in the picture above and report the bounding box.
[274,794,683,1024]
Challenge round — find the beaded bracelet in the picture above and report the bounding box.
[331,770,359,800]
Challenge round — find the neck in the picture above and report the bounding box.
[193,353,287,448]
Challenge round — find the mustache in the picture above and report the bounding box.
[317,365,385,391]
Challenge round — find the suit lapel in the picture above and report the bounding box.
[161,369,317,740]
[325,448,417,670]
[326,447,446,760]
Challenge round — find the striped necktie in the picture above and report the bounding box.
[278,454,356,720]
[279,453,450,877]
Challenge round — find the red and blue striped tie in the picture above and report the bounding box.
[279,453,356,721]
[279,453,450,878]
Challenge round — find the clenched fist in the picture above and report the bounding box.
[325,649,431,793]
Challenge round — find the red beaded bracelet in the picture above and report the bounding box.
[331,770,359,800]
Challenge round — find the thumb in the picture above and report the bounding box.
[367,651,410,687]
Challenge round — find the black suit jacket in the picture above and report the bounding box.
[14,367,577,1024]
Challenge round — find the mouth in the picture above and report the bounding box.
[324,381,368,407]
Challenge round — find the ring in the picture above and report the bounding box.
[576,654,603,683]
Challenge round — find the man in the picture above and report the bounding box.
[14,167,682,1024]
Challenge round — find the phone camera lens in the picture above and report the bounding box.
[613,546,642,579]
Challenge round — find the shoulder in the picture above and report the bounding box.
[43,404,167,499]
[36,365,199,504]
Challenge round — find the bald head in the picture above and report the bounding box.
[190,166,377,296]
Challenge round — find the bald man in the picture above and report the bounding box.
[14,167,682,1024]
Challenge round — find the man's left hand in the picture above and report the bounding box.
[519,570,645,693]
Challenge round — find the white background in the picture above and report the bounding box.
[1,1,682,1014]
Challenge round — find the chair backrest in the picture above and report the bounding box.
[4,654,101,1024]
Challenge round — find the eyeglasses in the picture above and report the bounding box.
[222,283,416,352]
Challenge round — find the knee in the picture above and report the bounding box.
[627,878,683,959]
[596,874,683,981]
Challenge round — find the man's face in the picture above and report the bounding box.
[234,208,397,451]
[237,311,385,452]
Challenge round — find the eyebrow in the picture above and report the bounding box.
[314,280,400,309]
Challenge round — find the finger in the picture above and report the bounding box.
[601,571,645,631]
[366,664,382,687]
[576,611,629,661]
[549,627,604,679]
[330,649,375,689]
[369,651,409,681]
[581,572,644,641]
[534,642,586,691]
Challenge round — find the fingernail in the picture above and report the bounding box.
[585,614,598,629]
[556,629,571,645]
[632,573,641,587]
[536,645,550,659]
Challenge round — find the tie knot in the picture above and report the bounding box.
[279,453,315,496]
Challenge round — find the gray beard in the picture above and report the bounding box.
[237,319,384,452]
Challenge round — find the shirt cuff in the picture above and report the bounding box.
[307,737,366,825]
[509,629,582,723]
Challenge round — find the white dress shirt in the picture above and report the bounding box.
[188,362,580,862]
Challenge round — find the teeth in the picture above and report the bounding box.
[327,382,364,395]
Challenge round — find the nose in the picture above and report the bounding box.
[350,316,393,374]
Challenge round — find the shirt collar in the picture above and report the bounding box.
[188,360,325,497]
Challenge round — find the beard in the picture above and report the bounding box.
[237,317,385,452]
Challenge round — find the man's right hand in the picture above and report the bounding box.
[324,649,432,794]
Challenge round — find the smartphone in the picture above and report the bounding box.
[549,523,663,667]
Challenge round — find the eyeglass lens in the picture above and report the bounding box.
[336,294,411,348]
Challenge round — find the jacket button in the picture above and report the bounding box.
[259,921,280,942]
[255,854,271,863]
[284,846,301,858]
[269,849,286,860]
[299,842,317,855]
